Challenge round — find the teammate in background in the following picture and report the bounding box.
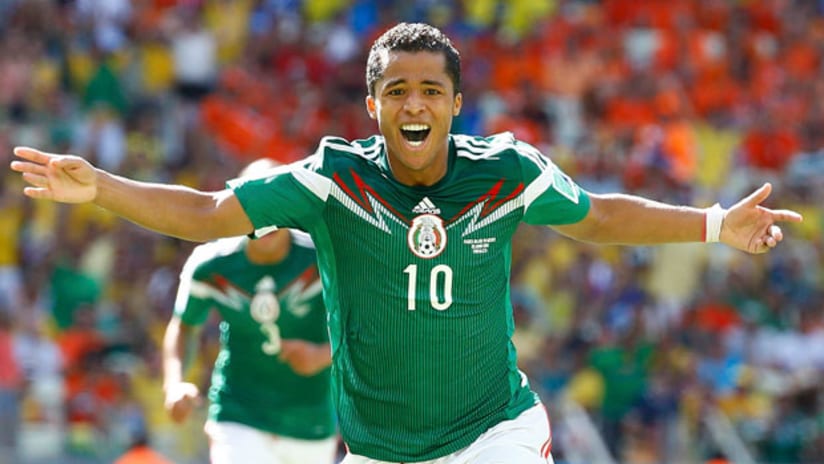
[162,159,336,464]
[12,22,801,464]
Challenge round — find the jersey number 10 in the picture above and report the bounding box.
[403,264,453,311]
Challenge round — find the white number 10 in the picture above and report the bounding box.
[403,264,453,311]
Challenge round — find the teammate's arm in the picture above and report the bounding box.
[11,147,253,241]
[553,183,802,254]
[162,315,203,423]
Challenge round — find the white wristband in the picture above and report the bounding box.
[705,203,725,243]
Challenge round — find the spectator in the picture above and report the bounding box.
[0,310,24,464]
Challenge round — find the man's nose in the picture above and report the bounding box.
[403,91,426,113]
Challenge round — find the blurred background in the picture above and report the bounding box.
[1,0,823,463]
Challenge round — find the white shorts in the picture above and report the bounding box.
[342,403,553,464]
[204,420,338,464]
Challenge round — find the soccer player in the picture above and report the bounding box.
[12,22,801,464]
[162,159,337,464]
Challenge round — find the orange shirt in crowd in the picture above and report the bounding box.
[57,328,105,369]
[114,445,174,464]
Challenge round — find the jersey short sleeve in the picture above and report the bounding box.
[515,139,591,225]
[227,156,329,236]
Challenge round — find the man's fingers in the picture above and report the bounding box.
[52,156,84,170]
[19,172,53,200]
[22,187,53,200]
[768,224,783,241]
[742,182,772,207]
[10,160,45,175]
[758,225,782,250]
[13,146,53,163]
[22,172,48,188]
[770,209,804,223]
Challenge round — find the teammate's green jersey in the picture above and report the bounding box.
[229,132,591,461]
[174,232,335,440]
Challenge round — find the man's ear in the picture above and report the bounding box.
[366,95,377,120]
[453,92,463,116]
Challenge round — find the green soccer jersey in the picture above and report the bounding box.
[229,132,591,461]
[174,232,335,440]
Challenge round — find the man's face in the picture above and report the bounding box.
[366,50,462,186]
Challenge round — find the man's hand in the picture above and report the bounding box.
[10,146,97,203]
[279,340,332,376]
[164,382,202,423]
[720,182,803,254]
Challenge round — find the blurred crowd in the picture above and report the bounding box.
[1,0,824,463]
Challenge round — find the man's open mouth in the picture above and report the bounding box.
[401,124,431,147]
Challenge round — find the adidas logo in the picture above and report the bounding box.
[412,197,441,215]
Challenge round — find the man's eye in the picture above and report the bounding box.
[387,89,404,96]
[425,88,442,95]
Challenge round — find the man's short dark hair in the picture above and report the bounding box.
[366,22,461,97]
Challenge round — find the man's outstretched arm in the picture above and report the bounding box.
[11,146,253,242]
[553,183,803,254]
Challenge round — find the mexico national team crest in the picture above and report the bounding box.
[250,276,280,324]
[408,214,447,259]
